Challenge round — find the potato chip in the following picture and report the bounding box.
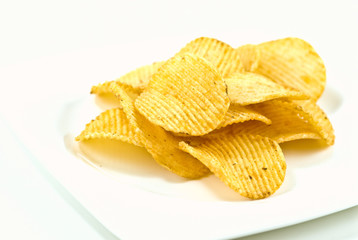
[75,108,143,147]
[176,37,244,77]
[174,104,271,137]
[206,100,322,143]
[225,72,308,105]
[218,104,272,129]
[292,99,335,145]
[91,81,141,111]
[179,134,286,199]
[236,44,260,72]
[209,99,334,145]
[91,80,142,99]
[90,81,114,95]
[90,61,163,95]
[110,81,211,178]
[111,82,142,101]
[116,61,164,90]
[255,37,326,100]
[135,53,230,136]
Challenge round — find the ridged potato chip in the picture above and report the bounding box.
[91,61,164,95]
[91,81,141,111]
[91,81,114,95]
[75,108,143,147]
[236,44,260,72]
[174,104,271,137]
[208,100,334,145]
[110,81,211,179]
[135,53,230,136]
[225,121,321,144]
[251,99,333,145]
[255,37,326,100]
[176,37,244,77]
[225,72,308,105]
[179,134,286,199]
[218,104,271,129]
[291,100,335,145]
[116,61,164,90]
[91,80,142,101]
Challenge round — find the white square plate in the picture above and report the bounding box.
[1,37,357,239]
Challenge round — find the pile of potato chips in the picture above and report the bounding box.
[76,37,334,200]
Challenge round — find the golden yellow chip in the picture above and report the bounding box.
[111,82,142,101]
[90,61,163,95]
[91,81,114,95]
[75,108,143,147]
[218,104,271,129]
[91,80,142,101]
[208,99,334,145]
[90,81,142,111]
[255,37,326,100]
[225,72,309,105]
[236,44,260,72]
[111,81,211,179]
[205,100,321,143]
[116,61,164,90]
[135,53,230,136]
[292,99,335,145]
[176,37,244,77]
[174,104,271,137]
[179,134,286,199]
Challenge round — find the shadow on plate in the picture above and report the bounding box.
[94,93,122,111]
[317,85,343,115]
[73,137,187,183]
[281,139,334,168]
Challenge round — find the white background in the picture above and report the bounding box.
[0,0,357,239]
